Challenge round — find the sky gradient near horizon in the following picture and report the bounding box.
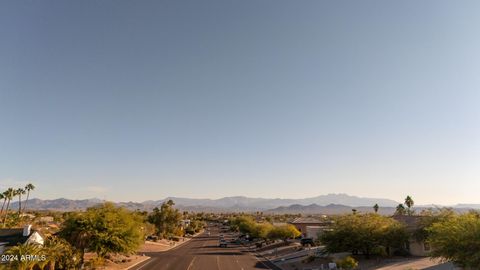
[1,1,479,205]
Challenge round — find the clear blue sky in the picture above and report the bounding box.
[1,1,479,205]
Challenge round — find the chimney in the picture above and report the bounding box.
[23,225,32,236]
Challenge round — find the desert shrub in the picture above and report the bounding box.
[170,236,181,242]
[336,256,358,270]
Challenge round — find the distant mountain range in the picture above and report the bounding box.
[265,203,480,215]
[10,194,480,214]
[154,193,400,210]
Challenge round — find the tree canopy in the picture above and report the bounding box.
[59,202,145,262]
[427,212,480,268]
[267,224,301,240]
[148,199,183,238]
[321,213,408,258]
[229,216,301,241]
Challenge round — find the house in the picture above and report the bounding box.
[180,219,191,229]
[0,225,44,254]
[392,215,430,256]
[305,226,324,240]
[289,217,333,239]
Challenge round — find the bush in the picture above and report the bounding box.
[321,214,408,258]
[371,246,387,257]
[185,227,195,235]
[336,256,358,270]
[59,203,145,263]
[428,212,480,268]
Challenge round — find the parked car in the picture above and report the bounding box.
[219,239,227,247]
[146,235,158,241]
[300,238,315,246]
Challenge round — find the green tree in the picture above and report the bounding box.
[336,256,358,270]
[251,223,273,240]
[22,183,35,213]
[148,200,183,238]
[267,225,301,241]
[413,208,455,242]
[59,203,145,265]
[39,236,79,270]
[0,192,5,216]
[236,216,258,235]
[395,204,406,216]
[2,188,15,226]
[427,212,480,269]
[16,188,26,215]
[3,243,41,270]
[373,204,379,213]
[404,196,414,215]
[321,213,408,258]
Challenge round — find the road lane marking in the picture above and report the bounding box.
[216,256,220,270]
[134,258,156,270]
[237,244,276,270]
[187,256,196,270]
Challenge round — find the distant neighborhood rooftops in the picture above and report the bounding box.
[290,217,328,224]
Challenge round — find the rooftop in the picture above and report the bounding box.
[0,227,36,247]
[290,217,325,224]
[0,226,37,246]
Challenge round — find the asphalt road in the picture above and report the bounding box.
[131,225,279,270]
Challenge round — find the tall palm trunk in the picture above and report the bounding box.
[2,198,11,226]
[23,190,30,213]
[0,198,6,216]
[18,193,22,215]
[79,249,85,270]
[48,260,56,270]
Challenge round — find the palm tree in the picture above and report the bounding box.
[4,243,41,270]
[404,196,414,215]
[16,188,26,215]
[23,183,35,213]
[373,203,379,213]
[0,192,5,216]
[2,188,15,226]
[60,221,91,268]
[41,236,75,270]
[36,259,49,270]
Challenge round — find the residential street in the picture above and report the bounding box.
[130,225,279,270]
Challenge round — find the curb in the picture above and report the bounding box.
[124,255,151,270]
[241,243,284,270]
[253,249,284,270]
